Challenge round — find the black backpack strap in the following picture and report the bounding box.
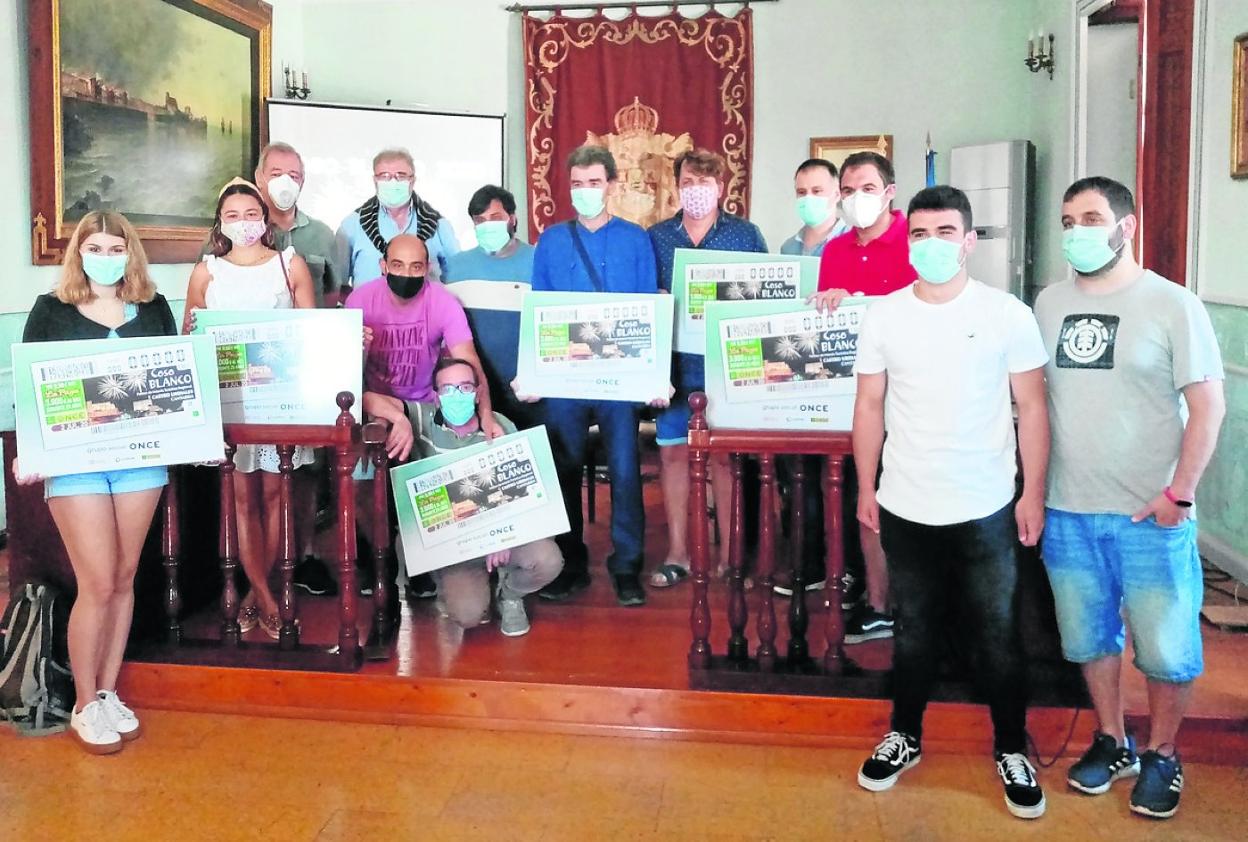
[567,221,605,293]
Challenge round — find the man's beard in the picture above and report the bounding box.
[1076,248,1124,279]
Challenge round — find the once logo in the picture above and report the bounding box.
[800,404,829,412]
[129,441,160,450]
[489,526,515,536]
[595,379,620,386]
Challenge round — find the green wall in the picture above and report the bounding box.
[1197,303,1248,557]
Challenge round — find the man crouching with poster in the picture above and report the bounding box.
[363,358,563,637]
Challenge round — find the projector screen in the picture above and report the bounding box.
[266,100,505,250]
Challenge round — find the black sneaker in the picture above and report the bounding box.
[1068,732,1140,794]
[772,568,827,597]
[996,752,1046,819]
[1129,749,1184,819]
[537,566,591,602]
[403,572,437,601]
[843,606,895,644]
[857,731,921,791]
[293,555,338,596]
[840,570,865,610]
[613,573,646,607]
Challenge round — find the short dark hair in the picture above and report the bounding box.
[840,152,894,187]
[795,158,838,179]
[468,185,516,218]
[907,185,973,233]
[673,148,727,182]
[1063,176,1136,219]
[567,145,618,181]
[433,356,478,385]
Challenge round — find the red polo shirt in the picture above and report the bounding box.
[816,209,917,295]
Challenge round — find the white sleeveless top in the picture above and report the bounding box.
[202,246,313,474]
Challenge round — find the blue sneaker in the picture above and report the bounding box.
[1129,750,1184,819]
[1068,732,1140,794]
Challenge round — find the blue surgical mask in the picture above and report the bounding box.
[81,252,128,285]
[796,195,833,228]
[571,187,606,218]
[475,220,512,254]
[1062,223,1124,275]
[908,237,964,285]
[439,390,477,427]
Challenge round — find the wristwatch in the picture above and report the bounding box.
[1163,487,1193,508]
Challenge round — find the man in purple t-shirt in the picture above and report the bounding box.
[347,234,500,446]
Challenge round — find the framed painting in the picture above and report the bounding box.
[1234,32,1248,179]
[28,0,272,265]
[809,134,894,171]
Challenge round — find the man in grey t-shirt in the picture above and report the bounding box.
[1034,177,1225,820]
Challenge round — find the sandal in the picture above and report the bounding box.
[238,603,259,634]
[649,562,690,589]
[259,612,300,640]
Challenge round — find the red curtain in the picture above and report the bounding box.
[523,10,754,237]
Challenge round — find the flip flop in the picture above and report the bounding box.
[648,562,690,589]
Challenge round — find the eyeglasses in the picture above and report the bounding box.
[437,383,477,396]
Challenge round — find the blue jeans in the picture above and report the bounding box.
[1042,509,1203,683]
[541,398,644,575]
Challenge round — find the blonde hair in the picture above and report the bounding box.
[55,212,157,305]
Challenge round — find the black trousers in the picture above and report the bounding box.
[880,502,1028,755]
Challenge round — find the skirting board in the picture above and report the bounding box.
[1200,531,1248,585]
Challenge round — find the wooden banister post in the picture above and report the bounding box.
[333,392,361,664]
[823,455,846,674]
[219,444,241,646]
[161,469,182,645]
[756,453,778,671]
[276,444,299,649]
[726,452,748,662]
[367,421,392,649]
[787,458,809,664]
[687,391,712,669]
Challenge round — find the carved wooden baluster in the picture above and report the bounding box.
[755,453,778,671]
[369,424,392,642]
[823,455,847,674]
[725,452,748,662]
[334,392,360,663]
[219,444,241,645]
[276,444,299,649]
[161,469,182,645]
[787,458,809,664]
[686,392,712,669]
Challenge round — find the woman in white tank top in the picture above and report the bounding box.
[183,180,316,639]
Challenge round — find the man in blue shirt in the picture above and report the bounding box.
[445,185,537,430]
[521,145,658,606]
[335,147,460,288]
[779,158,850,256]
[648,149,767,589]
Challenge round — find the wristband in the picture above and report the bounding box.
[1163,487,1193,508]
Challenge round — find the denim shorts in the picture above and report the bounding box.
[1041,508,1203,683]
[45,466,168,499]
[656,352,705,447]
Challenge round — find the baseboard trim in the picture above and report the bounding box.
[1200,532,1248,584]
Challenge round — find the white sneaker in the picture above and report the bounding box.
[70,700,123,755]
[97,690,141,741]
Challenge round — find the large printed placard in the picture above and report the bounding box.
[12,334,224,477]
[515,291,673,402]
[672,249,819,355]
[193,309,363,424]
[392,426,569,575]
[703,298,873,431]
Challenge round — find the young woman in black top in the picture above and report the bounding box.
[13,211,175,755]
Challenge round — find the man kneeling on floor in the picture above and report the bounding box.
[364,357,564,636]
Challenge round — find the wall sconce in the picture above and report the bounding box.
[283,65,311,100]
[1025,31,1056,79]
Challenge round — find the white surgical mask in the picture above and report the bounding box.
[840,190,886,229]
[267,174,300,211]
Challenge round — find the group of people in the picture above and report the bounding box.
[12,137,1225,828]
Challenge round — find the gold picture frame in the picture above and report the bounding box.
[809,134,894,171]
[1233,32,1248,178]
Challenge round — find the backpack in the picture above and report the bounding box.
[0,583,74,735]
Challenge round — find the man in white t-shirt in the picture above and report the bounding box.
[851,186,1051,820]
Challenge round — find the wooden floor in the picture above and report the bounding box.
[2,708,1247,841]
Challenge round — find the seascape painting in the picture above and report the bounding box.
[58,0,255,227]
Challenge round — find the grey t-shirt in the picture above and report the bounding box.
[1034,270,1224,514]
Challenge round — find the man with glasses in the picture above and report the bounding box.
[362,357,563,637]
[336,147,460,289]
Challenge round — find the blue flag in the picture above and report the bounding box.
[925,133,937,187]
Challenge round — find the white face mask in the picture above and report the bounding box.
[840,190,886,229]
[267,174,301,211]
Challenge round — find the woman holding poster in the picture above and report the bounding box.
[182,179,316,640]
[14,211,176,754]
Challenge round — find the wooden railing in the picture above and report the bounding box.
[686,392,857,685]
[158,392,393,670]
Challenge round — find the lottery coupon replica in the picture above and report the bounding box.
[193,309,363,424]
[391,426,569,575]
[12,334,224,477]
[514,291,674,402]
[702,298,873,431]
[671,249,819,355]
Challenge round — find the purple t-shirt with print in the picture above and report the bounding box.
[345,277,473,401]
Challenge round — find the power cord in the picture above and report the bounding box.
[1026,706,1083,769]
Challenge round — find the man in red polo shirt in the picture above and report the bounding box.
[801,151,916,644]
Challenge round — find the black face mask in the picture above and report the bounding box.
[386,272,425,299]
